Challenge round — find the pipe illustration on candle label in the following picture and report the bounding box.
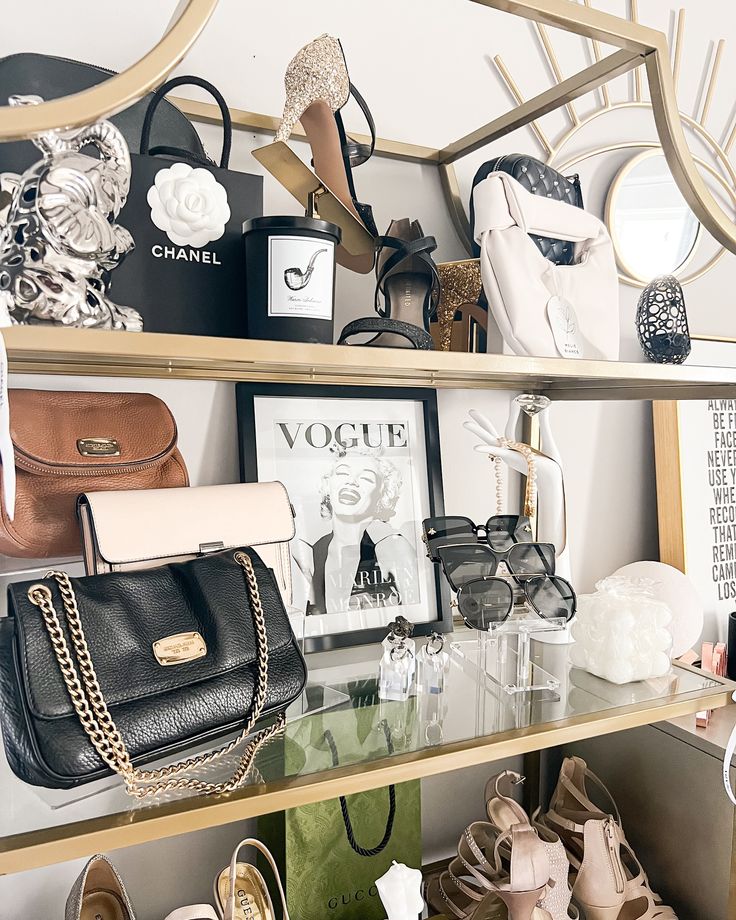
[284,247,328,290]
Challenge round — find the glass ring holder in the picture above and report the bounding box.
[478,419,568,694]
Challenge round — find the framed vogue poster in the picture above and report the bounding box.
[236,383,448,651]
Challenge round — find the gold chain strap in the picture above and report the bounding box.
[27,551,284,798]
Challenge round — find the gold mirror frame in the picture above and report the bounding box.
[555,140,733,287]
[438,0,736,257]
[0,0,218,141]
[604,149,702,286]
[0,0,733,262]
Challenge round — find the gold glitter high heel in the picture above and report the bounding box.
[253,34,377,273]
[435,259,486,351]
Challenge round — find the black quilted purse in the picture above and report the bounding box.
[0,548,307,793]
[469,153,583,263]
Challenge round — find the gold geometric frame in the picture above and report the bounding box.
[0,0,734,259]
[0,0,217,140]
[484,6,735,287]
[437,0,736,258]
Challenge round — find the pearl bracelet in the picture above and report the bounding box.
[493,437,537,519]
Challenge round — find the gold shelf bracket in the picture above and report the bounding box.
[439,48,644,165]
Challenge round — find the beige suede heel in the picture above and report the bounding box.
[485,771,576,920]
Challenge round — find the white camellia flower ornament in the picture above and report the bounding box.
[147,163,230,248]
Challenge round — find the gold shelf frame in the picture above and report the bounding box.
[166,1,736,257]
[7,326,736,401]
[0,0,218,140]
[0,669,731,876]
[1,0,735,883]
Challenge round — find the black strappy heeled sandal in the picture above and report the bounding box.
[338,219,440,349]
[334,81,377,238]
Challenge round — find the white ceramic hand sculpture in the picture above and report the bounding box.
[376,861,424,920]
[463,407,570,580]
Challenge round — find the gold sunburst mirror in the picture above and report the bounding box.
[488,3,735,287]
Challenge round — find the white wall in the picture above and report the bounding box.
[2,0,733,915]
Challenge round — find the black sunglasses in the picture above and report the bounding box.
[435,542,556,592]
[423,515,534,558]
[455,574,577,629]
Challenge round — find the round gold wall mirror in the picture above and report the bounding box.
[605,149,701,285]
[0,0,217,141]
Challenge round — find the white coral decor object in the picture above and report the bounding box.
[570,576,673,684]
[147,163,230,248]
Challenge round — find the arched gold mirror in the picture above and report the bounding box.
[0,0,217,141]
[606,150,701,285]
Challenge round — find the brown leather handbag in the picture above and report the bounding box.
[0,390,189,558]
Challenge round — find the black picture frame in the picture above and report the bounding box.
[236,382,449,653]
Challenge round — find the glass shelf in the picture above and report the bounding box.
[0,638,732,876]
[0,555,82,579]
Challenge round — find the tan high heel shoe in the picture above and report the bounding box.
[484,823,551,920]
[65,855,136,920]
[485,771,576,920]
[214,838,289,920]
[437,819,551,920]
[542,756,677,920]
[253,34,377,274]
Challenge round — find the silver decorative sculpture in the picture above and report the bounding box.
[0,95,142,330]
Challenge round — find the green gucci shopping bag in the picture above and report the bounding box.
[259,688,421,920]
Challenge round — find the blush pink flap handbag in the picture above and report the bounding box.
[77,481,295,606]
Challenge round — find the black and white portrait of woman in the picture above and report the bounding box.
[292,447,420,616]
[237,385,445,648]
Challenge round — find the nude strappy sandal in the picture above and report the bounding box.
[485,771,576,920]
[425,862,507,920]
[214,838,289,920]
[542,756,678,920]
[434,819,553,920]
[482,824,552,920]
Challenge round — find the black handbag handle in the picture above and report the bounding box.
[140,74,232,168]
[323,721,396,858]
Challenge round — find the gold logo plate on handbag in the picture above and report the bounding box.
[153,631,207,666]
[77,437,121,457]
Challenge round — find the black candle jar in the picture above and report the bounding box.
[243,216,341,344]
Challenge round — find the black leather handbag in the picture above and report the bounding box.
[469,153,583,263]
[0,548,307,793]
[0,53,205,176]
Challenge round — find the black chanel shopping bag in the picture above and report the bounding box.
[110,75,262,337]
